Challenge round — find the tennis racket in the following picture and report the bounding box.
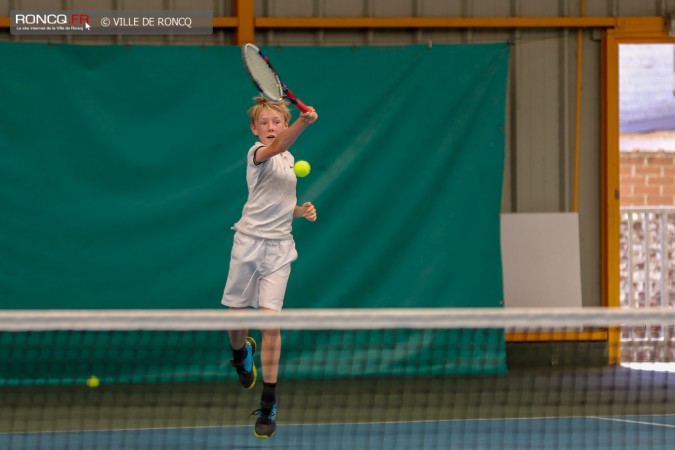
[241,43,310,113]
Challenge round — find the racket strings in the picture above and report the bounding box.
[243,48,283,100]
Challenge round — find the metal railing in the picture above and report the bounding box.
[620,207,675,362]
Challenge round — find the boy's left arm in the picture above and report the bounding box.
[294,202,317,222]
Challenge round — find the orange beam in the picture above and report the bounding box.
[0,17,9,27]
[213,17,238,28]
[255,16,619,29]
[602,29,619,310]
[613,16,670,35]
[506,330,608,342]
[233,0,254,45]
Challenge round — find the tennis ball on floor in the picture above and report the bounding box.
[86,376,100,388]
[294,160,311,178]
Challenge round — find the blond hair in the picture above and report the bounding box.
[247,96,291,125]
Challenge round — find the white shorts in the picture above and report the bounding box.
[221,232,298,311]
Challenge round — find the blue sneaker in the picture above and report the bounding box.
[251,401,277,439]
[230,337,257,390]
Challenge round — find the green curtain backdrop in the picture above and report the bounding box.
[0,42,510,382]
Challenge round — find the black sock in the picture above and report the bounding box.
[262,382,277,405]
[231,344,246,363]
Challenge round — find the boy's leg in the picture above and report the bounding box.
[228,316,249,351]
[222,233,263,390]
[253,319,280,438]
[261,325,280,406]
[257,267,289,386]
[252,245,294,439]
[260,311,281,383]
[228,309,257,390]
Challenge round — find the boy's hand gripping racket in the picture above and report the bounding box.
[241,43,310,113]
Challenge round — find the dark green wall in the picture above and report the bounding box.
[0,42,509,382]
[0,43,509,310]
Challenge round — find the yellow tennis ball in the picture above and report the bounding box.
[294,160,311,178]
[86,376,100,388]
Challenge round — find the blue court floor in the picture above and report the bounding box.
[2,415,675,450]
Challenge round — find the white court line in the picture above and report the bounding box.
[0,417,564,436]
[590,416,675,429]
[5,415,675,437]
[621,362,675,373]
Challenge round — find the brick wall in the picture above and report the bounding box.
[620,152,675,206]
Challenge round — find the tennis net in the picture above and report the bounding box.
[1,307,674,450]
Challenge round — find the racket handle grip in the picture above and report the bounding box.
[293,98,310,113]
[285,88,310,113]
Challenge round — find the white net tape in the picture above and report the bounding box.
[1,307,675,331]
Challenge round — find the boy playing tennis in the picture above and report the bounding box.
[222,96,318,439]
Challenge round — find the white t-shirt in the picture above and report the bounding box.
[233,143,297,239]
